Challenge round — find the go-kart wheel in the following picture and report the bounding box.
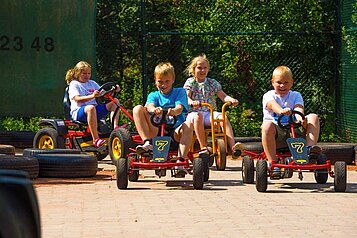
[199,153,210,182]
[116,158,128,189]
[334,161,346,192]
[193,157,204,190]
[33,128,65,149]
[128,157,139,182]
[314,153,328,184]
[109,128,133,165]
[256,160,268,192]
[242,156,254,184]
[215,139,227,171]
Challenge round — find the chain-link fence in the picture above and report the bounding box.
[97,0,356,140]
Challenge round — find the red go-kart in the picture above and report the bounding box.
[115,109,210,190]
[240,110,347,192]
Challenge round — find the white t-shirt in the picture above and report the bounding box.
[68,80,100,120]
[262,90,304,124]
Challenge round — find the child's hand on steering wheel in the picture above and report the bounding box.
[112,84,121,93]
[280,107,292,116]
[153,107,163,115]
[191,100,201,108]
[93,90,100,98]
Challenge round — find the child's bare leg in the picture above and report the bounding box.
[85,105,99,140]
[107,99,119,128]
[225,117,236,150]
[175,121,193,159]
[305,113,320,146]
[261,121,277,163]
[193,112,207,148]
[133,105,157,140]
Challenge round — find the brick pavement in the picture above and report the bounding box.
[34,158,357,238]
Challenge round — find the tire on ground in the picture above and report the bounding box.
[0,155,39,179]
[317,142,355,165]
[33,154,98,178]
[23,148,82,157]
[243,142,264,154]
[0,144,16,155]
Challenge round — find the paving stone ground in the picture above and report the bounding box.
[34,157,357,238]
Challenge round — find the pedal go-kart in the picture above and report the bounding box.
[33,82,141,162]
[240,110,347,192]
[199,102,235,171]
[115,109,210,190]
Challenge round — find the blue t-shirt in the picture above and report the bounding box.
[146,88,188,128]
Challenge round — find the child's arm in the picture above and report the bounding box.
[167,104,183,117]
[217,90,239,105]
[73,90,100,103]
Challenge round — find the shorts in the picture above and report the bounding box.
[275,124,305,149]
[76,104,109,123]
[186,111,222,127]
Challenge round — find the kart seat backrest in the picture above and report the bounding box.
[63,86,71,120]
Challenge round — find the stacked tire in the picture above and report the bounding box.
[0,145,98,179]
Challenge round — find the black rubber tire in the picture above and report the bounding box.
[334,161,347,192]
[215,139,227,171]
[242,156,254,184]
[109,128,133,165]
[314,153,328,184]
[0,155,39,179]
[33,128,65,149]
[94,152,108,161]
[34,154,97,178]
[317,142,355,165]
[256,160,268,192]
[0,144,16,155]
[200,153,210,182]
[23,148,82,157]
[235,137,261,143]
[243,142,264,154]
[208,154,214,167]
[128,157,139,182]
[116,158,128,189]
[193,157,204,190]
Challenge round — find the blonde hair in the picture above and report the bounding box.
[154,62,175,80]
[272,65,293,81]
[185,53,210,76]
[65,61,92,84]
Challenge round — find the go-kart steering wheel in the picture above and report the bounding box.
[277,110,305,129]
[150,108,177,130]
[96,82,118,104]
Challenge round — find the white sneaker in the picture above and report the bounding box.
[136,142,153,154]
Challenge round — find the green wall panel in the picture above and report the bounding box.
[0,0,96,116]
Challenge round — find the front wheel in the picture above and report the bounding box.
[314,153,328,184]
[193,157,204,190]
[334,161,346,192]
[109,128,133,165]
[116,158,128,189]
[242,156,254,184]
[256,160,268,192]
[215,139,227,171]
[33,128,65,149]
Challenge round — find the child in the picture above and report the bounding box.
[65,61,120,147]
[261,65,321,172]
[183,54,241,157]
[133,62,193,171]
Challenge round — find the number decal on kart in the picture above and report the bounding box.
[287,138,309,164]
[289,142,305,153]
[155,140,169,151]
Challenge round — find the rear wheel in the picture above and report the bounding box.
[193,157,204,190]
[314,153,328,184]
[33,128,65,149]
[200,153,210,182]
[334,161,346,192]
[256,160,268,192]
[215,139,227,171]
[242,156,254,184]
[116,158,128,189]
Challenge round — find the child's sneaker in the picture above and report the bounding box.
[174,157,187,178]
[93,138,106,148]
[308,145,322,155]
[136,140,153,154]
[199,146,213,155]
[232,142,244,159]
